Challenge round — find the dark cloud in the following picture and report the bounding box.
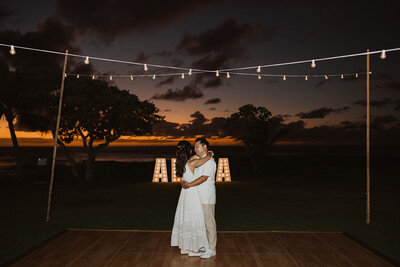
[164,109,172,112]
[178,18,275,57]
[190,111,209,125]
[209,107,216,111]
[204,98,221,105]
[177,18,277,89]
[155,50,173,57]
[276,114,291,120]
[372,115,398,129]
[352,97,391,107]
[170,58,184,67]
[371,73,400,91]
[156,76,175,87]
[0,3,12,24]
[135,52,150,62]
[151,85,203,101]
[57,0,277,43]
[0,17,80,71]
[203,77,222,88]
[394,99,400,111]
[315,79,327,88]
[296,106,349,119]
[152,121,182,137]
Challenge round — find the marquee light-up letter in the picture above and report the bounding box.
[153,158,168,182]
[216,158,231,182]
[171,158,181,182]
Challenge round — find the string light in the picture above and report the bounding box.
[64,73,67,78]
[68,71,371,81]
[305,76,308,80]
[152,74,156,80]
[4,43,382,83]
[92,75,95,80]
[1,43,399,75]
[9,45,16,55]
[311,60,316,68]
[324,75,328,80]
[76,74,80,79]
[181,73,185,79]
[380,50,386,59]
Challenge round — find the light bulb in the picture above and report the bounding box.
[144,64,148,71]
[77,74,80,79]
[181,73,185,79]
[341,74,344,79]
[311,60,316,68]
[130,75,134,80]
[305,76,308,81]
[355,73,359,78]
[283,75,286,81]
[152,74,156,80]
[216,70,220,77]
[324,75,328,80]
[109,75,112,80]
[9,45,16,55]
[257,66,261,73]
[188,69,192,76]
[92,75,95,80]
[380,50,386,59]
[257,75,261,80]
[227,72,230,78]
[84,56,90,64]
[64,73,67,78]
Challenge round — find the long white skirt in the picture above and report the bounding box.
[171,186,209,252]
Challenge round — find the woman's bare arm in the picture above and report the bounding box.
[187,151,213,170]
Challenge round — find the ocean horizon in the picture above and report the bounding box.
[1,145,398,169]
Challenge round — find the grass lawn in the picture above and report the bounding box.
[1,150,399,264]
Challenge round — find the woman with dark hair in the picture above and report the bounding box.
[171,140,213,256]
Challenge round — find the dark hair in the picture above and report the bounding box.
[176,140,193,177]
[195,137,209,150]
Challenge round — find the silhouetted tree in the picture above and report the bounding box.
[226,104,288,171]
[56,77,163,181]
[0,59,26,182]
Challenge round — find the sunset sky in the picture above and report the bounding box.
[0,0,399,145]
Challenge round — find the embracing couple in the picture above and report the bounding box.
[171,137,217,259]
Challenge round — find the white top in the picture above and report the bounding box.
[194,156,217,204]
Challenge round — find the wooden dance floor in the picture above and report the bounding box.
[8,230,396,266]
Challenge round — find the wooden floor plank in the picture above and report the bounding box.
[8,230,397,267]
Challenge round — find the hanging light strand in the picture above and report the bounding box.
[1,43,398,75]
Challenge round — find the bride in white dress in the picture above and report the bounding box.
[171,140,213,255]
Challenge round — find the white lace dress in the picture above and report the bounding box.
[171,163,209,252]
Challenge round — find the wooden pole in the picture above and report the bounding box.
[366,49,370,224]
[46,50,69,222]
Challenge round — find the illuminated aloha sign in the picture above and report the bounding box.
[152,158,231,182]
